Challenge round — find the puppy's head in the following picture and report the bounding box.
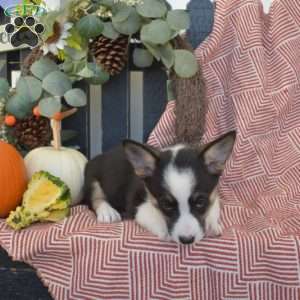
[123,132,235,244]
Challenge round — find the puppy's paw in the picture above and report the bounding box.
[205,221,223,237]
[96,202,121,223]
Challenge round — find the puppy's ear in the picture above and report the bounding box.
[202,132,236,175]
[123,140,159,178]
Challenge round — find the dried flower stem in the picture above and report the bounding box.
[50,108,78,150]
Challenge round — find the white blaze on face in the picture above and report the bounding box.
[163,165,204,243]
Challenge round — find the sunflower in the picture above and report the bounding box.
[41,21,73,56]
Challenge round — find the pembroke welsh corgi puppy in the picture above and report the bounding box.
[83,132,235,244]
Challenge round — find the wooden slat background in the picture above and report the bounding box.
[0,1,214,298]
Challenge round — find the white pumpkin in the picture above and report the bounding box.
[24,146,88,205]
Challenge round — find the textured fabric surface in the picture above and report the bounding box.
[1,0,300,299]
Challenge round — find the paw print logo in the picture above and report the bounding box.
[5,16,44,48]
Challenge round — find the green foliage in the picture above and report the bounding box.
[174,50,199,78]
[102,22,120,39]
[166,10,190,31]
[39,97,62,118]
[112,8,142,35]
[86,63,110,85]
[64,89,87,107]
[77,65,95,78]
[76,15,104,38]
[100,0,115,7]
[133,48,154,68]
[30,57,59,80]
[16,76,42,103]
[136,0,167,18]
[159,43,175,69]
[2,0,198,126]
[144,42,162,60]
[6,94,33,119]
[64,47,87,60]
[67,27,88,51]
[112,6,131,23]
[141,20,172,45]
[42,71,72,97]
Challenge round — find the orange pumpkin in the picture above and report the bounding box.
[0,141,27,218]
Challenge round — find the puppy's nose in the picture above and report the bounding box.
[179,236,195,244]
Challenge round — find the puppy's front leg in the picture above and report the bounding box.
[205,192,223,237]
[135,201,170,240]
[91,181,121,223]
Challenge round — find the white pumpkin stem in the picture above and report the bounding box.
[51,119,62,150]
[50,108,77,150]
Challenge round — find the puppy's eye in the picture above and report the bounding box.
[194,202,205,209]
[190,194,208,210]
[160,196,176,212]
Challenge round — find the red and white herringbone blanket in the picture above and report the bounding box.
[1,0,300,299]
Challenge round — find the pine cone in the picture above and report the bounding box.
[89,35,129,76]
[13,116,52,150]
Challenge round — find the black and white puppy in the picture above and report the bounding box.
[83,132,235,244]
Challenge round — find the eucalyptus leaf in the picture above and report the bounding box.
[77,65,95,78]
[160,0,172,10]
[60,59,73,73]
[158,43,174,69]
[136,0,167,18]
[0,78,10,98]
[42,71,72,96]
[141,20,171,45]
[64,46,87,60]
[39,97,62,118]
[112,9,142,35]
[6,94,32,119]
[174,50,198,78]
[102,22,120,40]
[100,0,115,7]
[111,2,128,14]
[167,10,190,31]
[16,76,42,103]
[87,63,110,85]
[30,57,59,80]
[133,48,154,68]
[64,88,87,107]
[69,76,81,83]
[72,60,87,74]
[143,42,161,60]
[170,30,179,40]
[112,6,131,23]
[76,15,104,38]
